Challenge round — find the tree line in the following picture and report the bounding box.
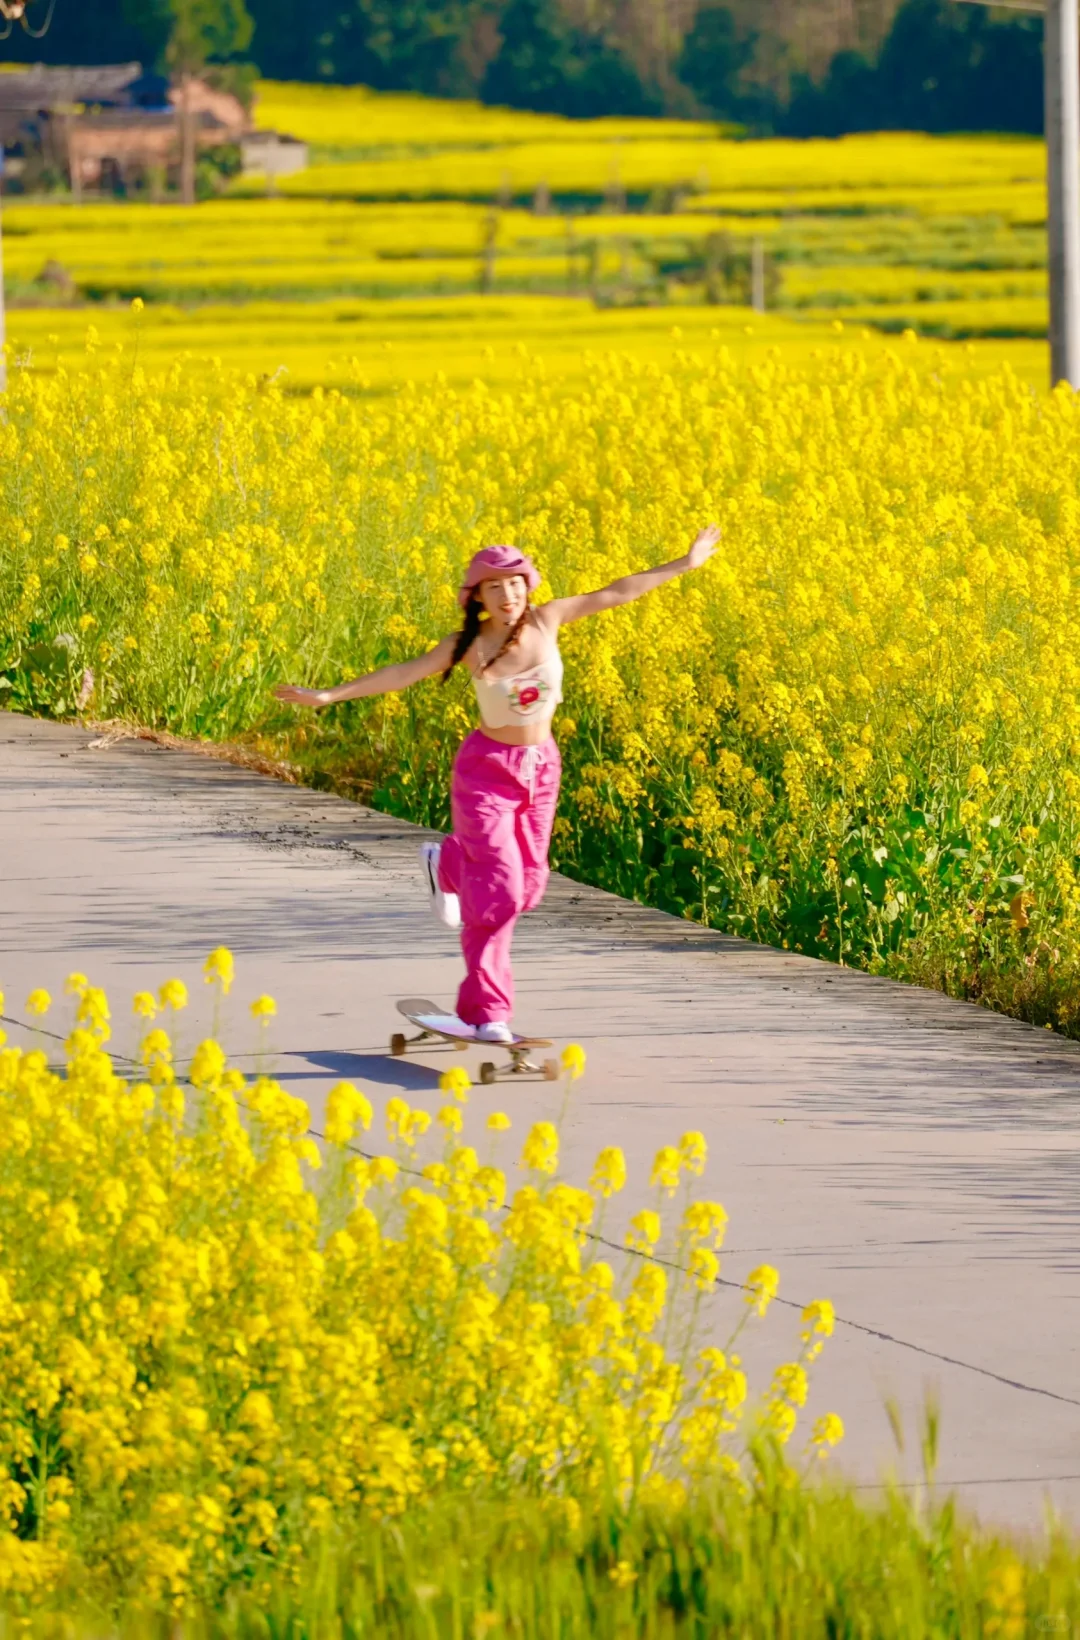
[2,0,1045,137]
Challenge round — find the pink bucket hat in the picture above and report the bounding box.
[458,544,541,607]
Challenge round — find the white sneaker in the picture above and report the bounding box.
[477,1021,514,1045]
[419,842,461,930]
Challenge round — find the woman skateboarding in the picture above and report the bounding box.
[273,526,720,1044]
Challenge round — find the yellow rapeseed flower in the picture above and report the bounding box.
[744,1264,780,1317]
[324,1080,372,1145]
[0,968,835,1605]
[800,1298,836,1341]
[386,1096,410,1140]
[688,1246,719,1290]
[239,1390,276,1431]
[140,1026,172,1063]
[132,991,157,1021]
[25,989,51,1018]
[650,1145,681,1195]
[439,1065,471,1102]
[405,1109,431,1145]
[77,985,110,1023]
[519,1120,559,1175]
[627,1208,661,1252]
[560,1043,586,1080]
[678,1130,707,1175]
[486,1111,511,1131]
[158,978,189,1011]
[762,1400,798,1444]
[771,1361,809,1408]
[203,947,235,996]
[811,1412,846,1452]
[250,994,277,1021]
[590,1145,627,1198]
[190,1038,227,1088]
[682,1199,729,1249]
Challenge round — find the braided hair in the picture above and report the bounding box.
[442,592,528,684]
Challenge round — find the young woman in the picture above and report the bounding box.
[273,526,720,1043]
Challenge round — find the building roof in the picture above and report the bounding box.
[0,63,144,112]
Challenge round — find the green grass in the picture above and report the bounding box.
[10,1470,1079,1637]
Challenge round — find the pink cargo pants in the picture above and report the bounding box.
[437,729,561,1026]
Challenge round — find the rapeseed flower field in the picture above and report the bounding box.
[252,79,719,156]
[13,298,1002,392]
[1,92,1054,368]
[2,332,1080,1031]
[0,963,838,1609]
[0,195,1051,357]
[4,80,1080,1629]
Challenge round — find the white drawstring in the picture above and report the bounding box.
[520,744,541,804]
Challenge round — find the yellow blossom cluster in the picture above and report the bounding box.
[3,296,1041,398]
[0,969,838,1611]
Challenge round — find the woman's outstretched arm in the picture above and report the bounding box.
[544,523,721,628]
[273,634,457,709]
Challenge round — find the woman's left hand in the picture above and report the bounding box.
[686,523,722,570]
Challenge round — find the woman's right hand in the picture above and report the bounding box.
[685,523,722,570]
[273,684,334,709]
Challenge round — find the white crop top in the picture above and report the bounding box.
[471,647,564,729]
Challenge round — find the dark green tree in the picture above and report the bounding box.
[784,0,1042,137]
[875,0,1041,132]
[482,0,658,119]
[0,0,1046,134]
[242,0,319,80]
[117,0,254,200]
[783,49,876,137]
[116,0,253,70]
[165,0,254,69]
[676,4,755,121]
[261,1,495,95]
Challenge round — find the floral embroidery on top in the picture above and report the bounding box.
[508,673,551,716]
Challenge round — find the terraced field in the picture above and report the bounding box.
[1,90,1052,386]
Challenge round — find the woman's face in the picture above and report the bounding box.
[478,574,529,624]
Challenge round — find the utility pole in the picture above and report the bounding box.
[480,208,498,295]
[179,70,197,206]
[958,0,1077,388]
[750,236,766,313]
[0,149,6,394]
[1046,0,1080,384]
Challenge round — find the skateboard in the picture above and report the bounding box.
[390,997,559,1085]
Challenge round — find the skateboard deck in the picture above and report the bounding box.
[390,997,559,1084]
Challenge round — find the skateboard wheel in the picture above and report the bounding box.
[542,1058,560,1082]
[479,1061,497,1086]
[390,1032,407,1057]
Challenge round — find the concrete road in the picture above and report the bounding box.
[2,709,1079,1528]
